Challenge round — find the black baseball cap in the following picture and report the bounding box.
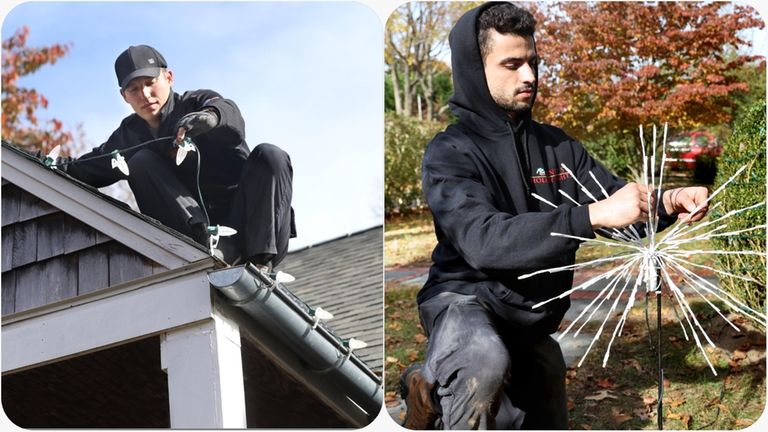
[114,45,168,89]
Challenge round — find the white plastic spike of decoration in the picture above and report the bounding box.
[175,139,197,165]
[347,338,368,350]
[274,271,295,283]
[111,152,130,176]
[520,123,766,374]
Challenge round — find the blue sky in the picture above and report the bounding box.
[1,1,383,251]
[1,0,765,253]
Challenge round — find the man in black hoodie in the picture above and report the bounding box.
[65,45,296,269]
[401,3,708,429]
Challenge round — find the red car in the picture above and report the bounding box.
[666,131,721,172]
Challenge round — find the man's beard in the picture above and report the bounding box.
[490,85,536,115]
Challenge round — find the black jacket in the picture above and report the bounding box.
[68,89,250,204]
[420,3,674,336]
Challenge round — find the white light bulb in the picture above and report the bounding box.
[314,307,334,321]
[348,338,367,350]
[111,152,129,176]
[45,145,61,168]
[176,139,196,165]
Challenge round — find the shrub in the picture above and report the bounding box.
[581,132,642,181]
[385,113,446,214]
[710,100,766,312]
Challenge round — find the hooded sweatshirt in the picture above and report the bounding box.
[68,89,250,206]
[420,3,674,337]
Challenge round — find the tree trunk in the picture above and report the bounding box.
[390,64,403,115]
[402,62,412,117]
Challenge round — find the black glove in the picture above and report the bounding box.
[174,109,219,140]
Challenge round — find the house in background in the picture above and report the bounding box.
[0,142,383,428]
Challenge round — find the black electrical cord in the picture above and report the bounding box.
[50,135,175,167]
[191,140,211,228]
[47,135,214,238]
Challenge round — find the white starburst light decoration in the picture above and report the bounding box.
[523,124,766,375]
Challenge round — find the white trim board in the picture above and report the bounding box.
[1,269,213,374]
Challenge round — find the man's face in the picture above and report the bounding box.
[120,70,173,127]
[482,30,538,117]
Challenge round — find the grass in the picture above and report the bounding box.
[385,210,436,267]
[384,212,765,429]
[385,283,767,429]
[564,302,765,430]
[384,282,426,394]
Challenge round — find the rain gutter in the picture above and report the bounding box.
[208,264,383,426]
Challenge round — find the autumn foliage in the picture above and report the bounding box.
[2,26,72,152]
[532,2,764,141]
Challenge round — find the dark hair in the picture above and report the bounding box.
[477,3,537,61]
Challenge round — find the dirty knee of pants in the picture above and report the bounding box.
[422,300,511,429]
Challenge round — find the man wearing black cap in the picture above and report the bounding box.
[66,44,296,269]
[400,2,709,430]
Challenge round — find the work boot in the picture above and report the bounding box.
[400,363,439,430]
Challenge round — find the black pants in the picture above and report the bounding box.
[126,143,295,267]
[419,293,569,430]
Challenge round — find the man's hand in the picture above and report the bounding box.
[588,183,653,229]
[174,109,219,144]
[663,187,709,223]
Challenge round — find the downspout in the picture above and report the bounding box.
[208,264,383,426]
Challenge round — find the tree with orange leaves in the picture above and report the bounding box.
[2,26,72,153]
[531,2,763,177]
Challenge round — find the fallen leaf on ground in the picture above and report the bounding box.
[567,399,575,410]
[584,390,618,401]
[633,408,650,421]
[611,408,632,424]
[578,424,592,430]
[407,349,420,362]
[386,356,400,364]
[413,333,427,344]
[732,349,747,360]
[666,412,691,429]
[735,419,753,427]
[666,397,685,408]
[642,395,657,405]
[596,378,614,389]
[385,392,401,408]
[682,414,691,429]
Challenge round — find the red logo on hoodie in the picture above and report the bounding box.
[531,167,570,184]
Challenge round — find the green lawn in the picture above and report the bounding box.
[384,211,765,429]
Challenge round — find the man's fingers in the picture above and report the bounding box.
[175,127,186,144]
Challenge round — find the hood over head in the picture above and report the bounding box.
[448,2,537,136]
